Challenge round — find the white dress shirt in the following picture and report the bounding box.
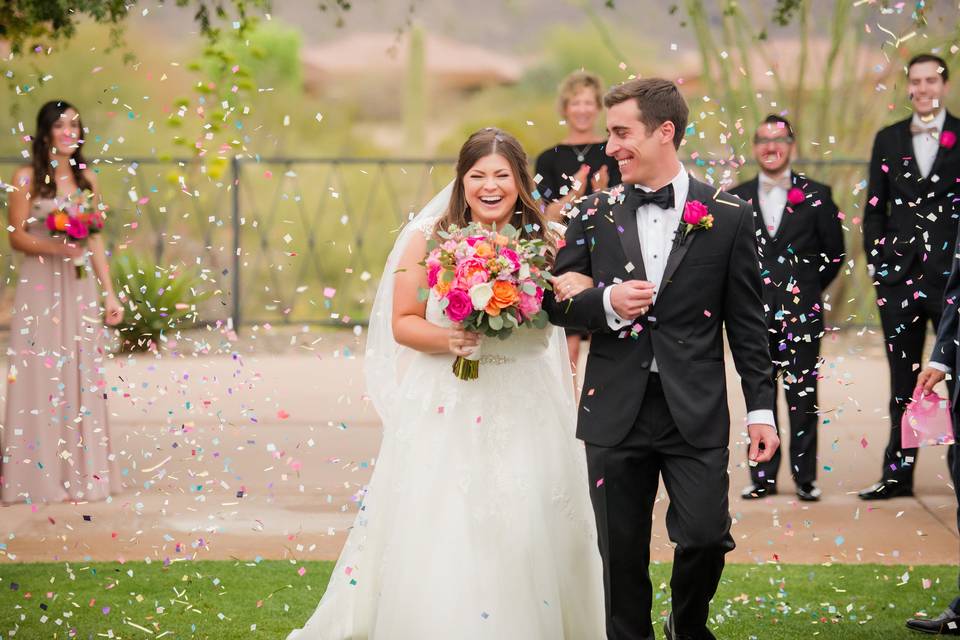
[912,108,946,178]
[600,163,775,427]
[757,170,790,237]
[930,360,951,373]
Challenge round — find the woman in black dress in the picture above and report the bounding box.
[535,71,621,373]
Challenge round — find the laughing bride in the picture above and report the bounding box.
[287,128,604,639]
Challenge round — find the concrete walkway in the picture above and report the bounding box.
[1,330,957,566]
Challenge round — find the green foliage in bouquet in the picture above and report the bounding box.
[111,253,210,351]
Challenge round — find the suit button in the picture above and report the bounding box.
[640,360,651,369]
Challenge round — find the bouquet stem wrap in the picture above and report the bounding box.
[452,349,481,380]
[74,255,86,279]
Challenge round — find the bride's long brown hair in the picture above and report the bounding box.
[435,128,556,254]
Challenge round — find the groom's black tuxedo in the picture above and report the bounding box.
[546,176,775,447]
[545,174,775,640]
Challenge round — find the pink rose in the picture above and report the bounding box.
[682,199,710,225]
[65,217,89,239]
[427,262,441,288]
[518,286,544,319]
[444,288,473,323]
[426,254,442,288]
[941,130,957,149]
[787,187,805,206]
[45,214,57,231]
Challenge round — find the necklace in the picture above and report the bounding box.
[570,143,594,163]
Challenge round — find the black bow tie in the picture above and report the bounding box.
[629,183,675,210]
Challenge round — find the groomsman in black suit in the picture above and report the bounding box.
[910,231,960,635]
[729,115,845,501]
[861,53,960,500]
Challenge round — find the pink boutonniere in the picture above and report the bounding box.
[786,187,805,206]
[680,199,714,244]
[941,130,957,150]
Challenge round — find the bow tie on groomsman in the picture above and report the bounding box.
[760,173,792,193]
[629,182,675,209]
[910,123,941,138]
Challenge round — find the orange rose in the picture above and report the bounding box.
[493,233,510,247]
[435,279,451,296]
[485,280,519,316]
[474,241,495,259]
[54,213,69,231]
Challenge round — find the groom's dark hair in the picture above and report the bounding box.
[907,53,949,81]
[604,78,688,150]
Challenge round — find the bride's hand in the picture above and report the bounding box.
[448,329,481,357]
[551,272,594,302]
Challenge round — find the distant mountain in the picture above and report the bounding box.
[130,0,956,57]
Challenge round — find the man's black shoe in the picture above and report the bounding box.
[906,605,960,635]
[858,479,914,500]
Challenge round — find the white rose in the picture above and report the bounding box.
[469,282,493,310]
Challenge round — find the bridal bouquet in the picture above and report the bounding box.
[45,194,105,278]
[424,222,552,379]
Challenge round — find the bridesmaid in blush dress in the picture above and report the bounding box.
[1,100,125,504]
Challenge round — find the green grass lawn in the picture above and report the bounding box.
[0,560,955,638]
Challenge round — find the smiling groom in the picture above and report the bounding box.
[545,78,779,640]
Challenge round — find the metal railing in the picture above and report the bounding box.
[0,156,873,329]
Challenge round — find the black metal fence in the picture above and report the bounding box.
[0,156,873,329]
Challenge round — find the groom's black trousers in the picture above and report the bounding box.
[586,374,735,640]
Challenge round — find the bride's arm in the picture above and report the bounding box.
[392,231,478,355]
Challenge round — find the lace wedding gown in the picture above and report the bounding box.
[288,225,605,639]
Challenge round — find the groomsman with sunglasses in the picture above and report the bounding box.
[729,115,845,501]
[860,53,960,502]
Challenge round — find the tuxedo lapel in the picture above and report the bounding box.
[771,172,803,244]
[612,189,648,282]
[928,111,958,179]
[658,177,708,300]
[896,119,921,178]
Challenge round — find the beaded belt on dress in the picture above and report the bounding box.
[478,354,515,365]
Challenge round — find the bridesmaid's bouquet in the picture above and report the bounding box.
[424,222,552,380]
[45,194,105,278]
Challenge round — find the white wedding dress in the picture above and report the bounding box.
[287,186,605,639]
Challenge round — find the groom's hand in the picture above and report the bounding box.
[610,280,655,320]
[747,423,779,464]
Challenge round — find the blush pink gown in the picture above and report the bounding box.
[1,197,123,503]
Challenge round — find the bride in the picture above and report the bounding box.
[288,128,605,639]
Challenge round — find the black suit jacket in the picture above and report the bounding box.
[863,111,960,287]
[930,223,960,408]
[729,174,845,324]
[545,176,776,449]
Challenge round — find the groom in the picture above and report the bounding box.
[546,78,779,640]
